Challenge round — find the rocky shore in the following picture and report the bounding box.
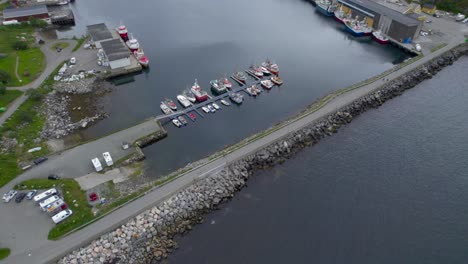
[60,45,467,263]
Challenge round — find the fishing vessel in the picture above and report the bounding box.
[220,76,233,89]
[177,95,192,108]
[344,16,372,37]
[247,65,263,78]
[220,99,230,106]
[191,79,209,102]
[334,6,350,24]
[229,92,244,104]
[160,102,173,115]
[252,84,262,94]
[210,79,228,95]
[261,60,279,75]
[178,116,188,126]
[165,98,177,111]
[371,30,389,44]
[316,0,337,17]
[116,23,129,41]
[245,86,258,96]
[172,119,182,127]
[126,34,140,52]
[133,49,149,67]
[260,65,271,75]
[232,71,247,84]
[182,89,197,103]
[261,79,274,89]
[271,76,283,85]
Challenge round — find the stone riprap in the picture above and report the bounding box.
[60,45,467,263]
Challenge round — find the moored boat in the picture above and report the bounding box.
[207,105,216,113]
[261,60,279,75]
[172,119,182,127]
[165,98,177,111]
[252,84,262,94]
[188,112,196,120]
[177,95,192,108]
[316,0,337,17]
[247,65,263,78]
[261,79,274,89]
[344,16,372,37]
[183,89,197,103]
[210,79,228,95]
[271,76,283,85]
[133,49,149,67]
[229,92,244,104]
[191,79,209,102]
[202,106,210,113]
[334,6,350,24]
[212,103,220,110]
[245,86,258,96]
[160,102,173,115]
[220,99,230,106]
[232,71,247,84]
[220,76,232,89]
[178,116,187,126]
[116,23,129,41]
[260,66,271,75]
[126,34,140,52]
[372,30,389,45]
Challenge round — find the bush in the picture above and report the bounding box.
[17,110,33,123]
[26,88,43,101]
[28,17,48,28]
[12,41,28,50]
[0,83,5,95]
[0,69,11,84]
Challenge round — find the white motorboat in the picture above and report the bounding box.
[202,106,210,113]
[261,79,274,89]
[160,102,173,115]
[177,95,192,108]
[207,105,216,113]
[172,119,182,127]
[220,99,230,106]
[212,103,220,110]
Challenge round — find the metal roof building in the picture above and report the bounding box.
[86,23,114,48]
[3,5,50,22]
[100,39,131,69]
[338,0,422,42]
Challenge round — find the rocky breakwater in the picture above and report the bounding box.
[60,45,467,263]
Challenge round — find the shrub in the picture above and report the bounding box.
[26,88,43,101]
[17,110,33,123]
[12,41,28,50]
[0,69,11,84]
[0,83,5,95]
[28,17,48,28]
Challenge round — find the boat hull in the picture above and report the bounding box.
[372,34,389,45]
[345,24,366,37]
[316,4,334,17]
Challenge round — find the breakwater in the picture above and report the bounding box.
[59,44,468,264]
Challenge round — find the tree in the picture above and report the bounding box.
[12,41,28,50]
[0,69,11,84]
[0,83,6,95]
[26,89,43,101]
[17,110,33,124]
[28,17,48,28]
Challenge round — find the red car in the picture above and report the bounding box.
[89,193,98,202]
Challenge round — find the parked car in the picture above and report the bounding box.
[425,20,432,23]
[48,174,60,180]
[15,192,27,203]
[2,190,18,203]
[25,190,38,200]
[34,157,48,165]
[52,209,73,224]
[89,192,98,202]
[70,57,76,64]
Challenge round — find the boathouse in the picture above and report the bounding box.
[100,39,131,69]
[2,5,50,23]
[87,23,114,48]
[337,0,422,43]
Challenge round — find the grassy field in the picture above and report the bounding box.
[0,248,10,260]
[51,42,70,51]
[15,178,94,240]
[0,90,22,108]
[0,25,45,87]
[72,36,87,52]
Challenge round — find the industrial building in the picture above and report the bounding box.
[100,39,131,69]
[87,23,114,48]
[337,0,422,43]
[2,4,50,23]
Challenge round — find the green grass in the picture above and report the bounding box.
[0,248,11,260]
[0,25,45,87]
[50,42,70,51]
[431,43,447,52]
[72,36,87,52]
[0,0,10,11]
[0,153,21,188]
[14,178,94,240]
[0,90,22,108]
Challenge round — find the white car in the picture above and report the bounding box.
[25,190,37,200]
[52,209,73,224]
[69,57,76,65]
[2,190,18,203]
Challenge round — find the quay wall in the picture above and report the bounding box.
[59,43,468,263]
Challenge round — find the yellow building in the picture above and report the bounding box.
[422,3,437,15]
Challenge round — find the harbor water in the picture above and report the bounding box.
[61,0,409,177]
[166,57,468,264]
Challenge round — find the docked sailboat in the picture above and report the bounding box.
[133,49,149,67]
[229,92,244,104]
[372,30,389,45]
[160,102,173,115]
[177,95,192,108]
[316,0,338,17]
[210,79,228,95]
[190,79,209,102]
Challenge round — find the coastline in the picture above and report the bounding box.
[58,43,468,263]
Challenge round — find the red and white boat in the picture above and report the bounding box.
[116,23,129,41]
[248,65,263,78]
[190,79,209,102]
[133,49,149,67]
[220,76,232,89]
[126,34,140,52]
[372,30,389,45]
[261,60,279,75]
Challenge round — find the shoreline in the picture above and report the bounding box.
[58,44,468,263]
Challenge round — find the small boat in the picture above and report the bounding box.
[126,34,140,52]
[183,89,197,103]
[202,106,210,113]
[220,76,233,89]
[345,16,372,37]
[133,49,149,67]
[188,112,196,120]
[247,65,263,78]
[177,95,192,108]
[212,103,220,110]
[372,30,389,45]
[232,71,247,83]
[271,76,283,85]
[160,102,173,115]
[261,60,279,75]
[165,98,177,111]
[116,23,129,41]
[229,92,244,104]
[260,66,271,75]
[261,79,274,89]
[245,86,257,96]
[252,84,262,94]
[191,79,209,102]
[210,79,228,95]
[207,105,216,113]
[172,119,182,127]
[220,99,230,106]
[178,116,187,126]
[315,0,337,17]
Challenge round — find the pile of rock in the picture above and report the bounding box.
[53,76,99,94]
[0,135,18,154]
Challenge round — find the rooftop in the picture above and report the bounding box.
[339,0,421,26]
[422,3,436,9]
[3,5,49,19]
[100,39,130,61]
[86,23,113,42]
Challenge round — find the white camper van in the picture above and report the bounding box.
[102,152,113,166]
[92,157,103,172]
[33,188,58,202]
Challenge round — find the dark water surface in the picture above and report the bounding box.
[166,57,468,264]
[62,0,409,176]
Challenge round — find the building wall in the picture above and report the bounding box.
[4,13,49,22]
[109,57,130,69]
[388,20,419,42]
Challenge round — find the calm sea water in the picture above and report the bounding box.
[62,0,409,177]
[166,57,468,264]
